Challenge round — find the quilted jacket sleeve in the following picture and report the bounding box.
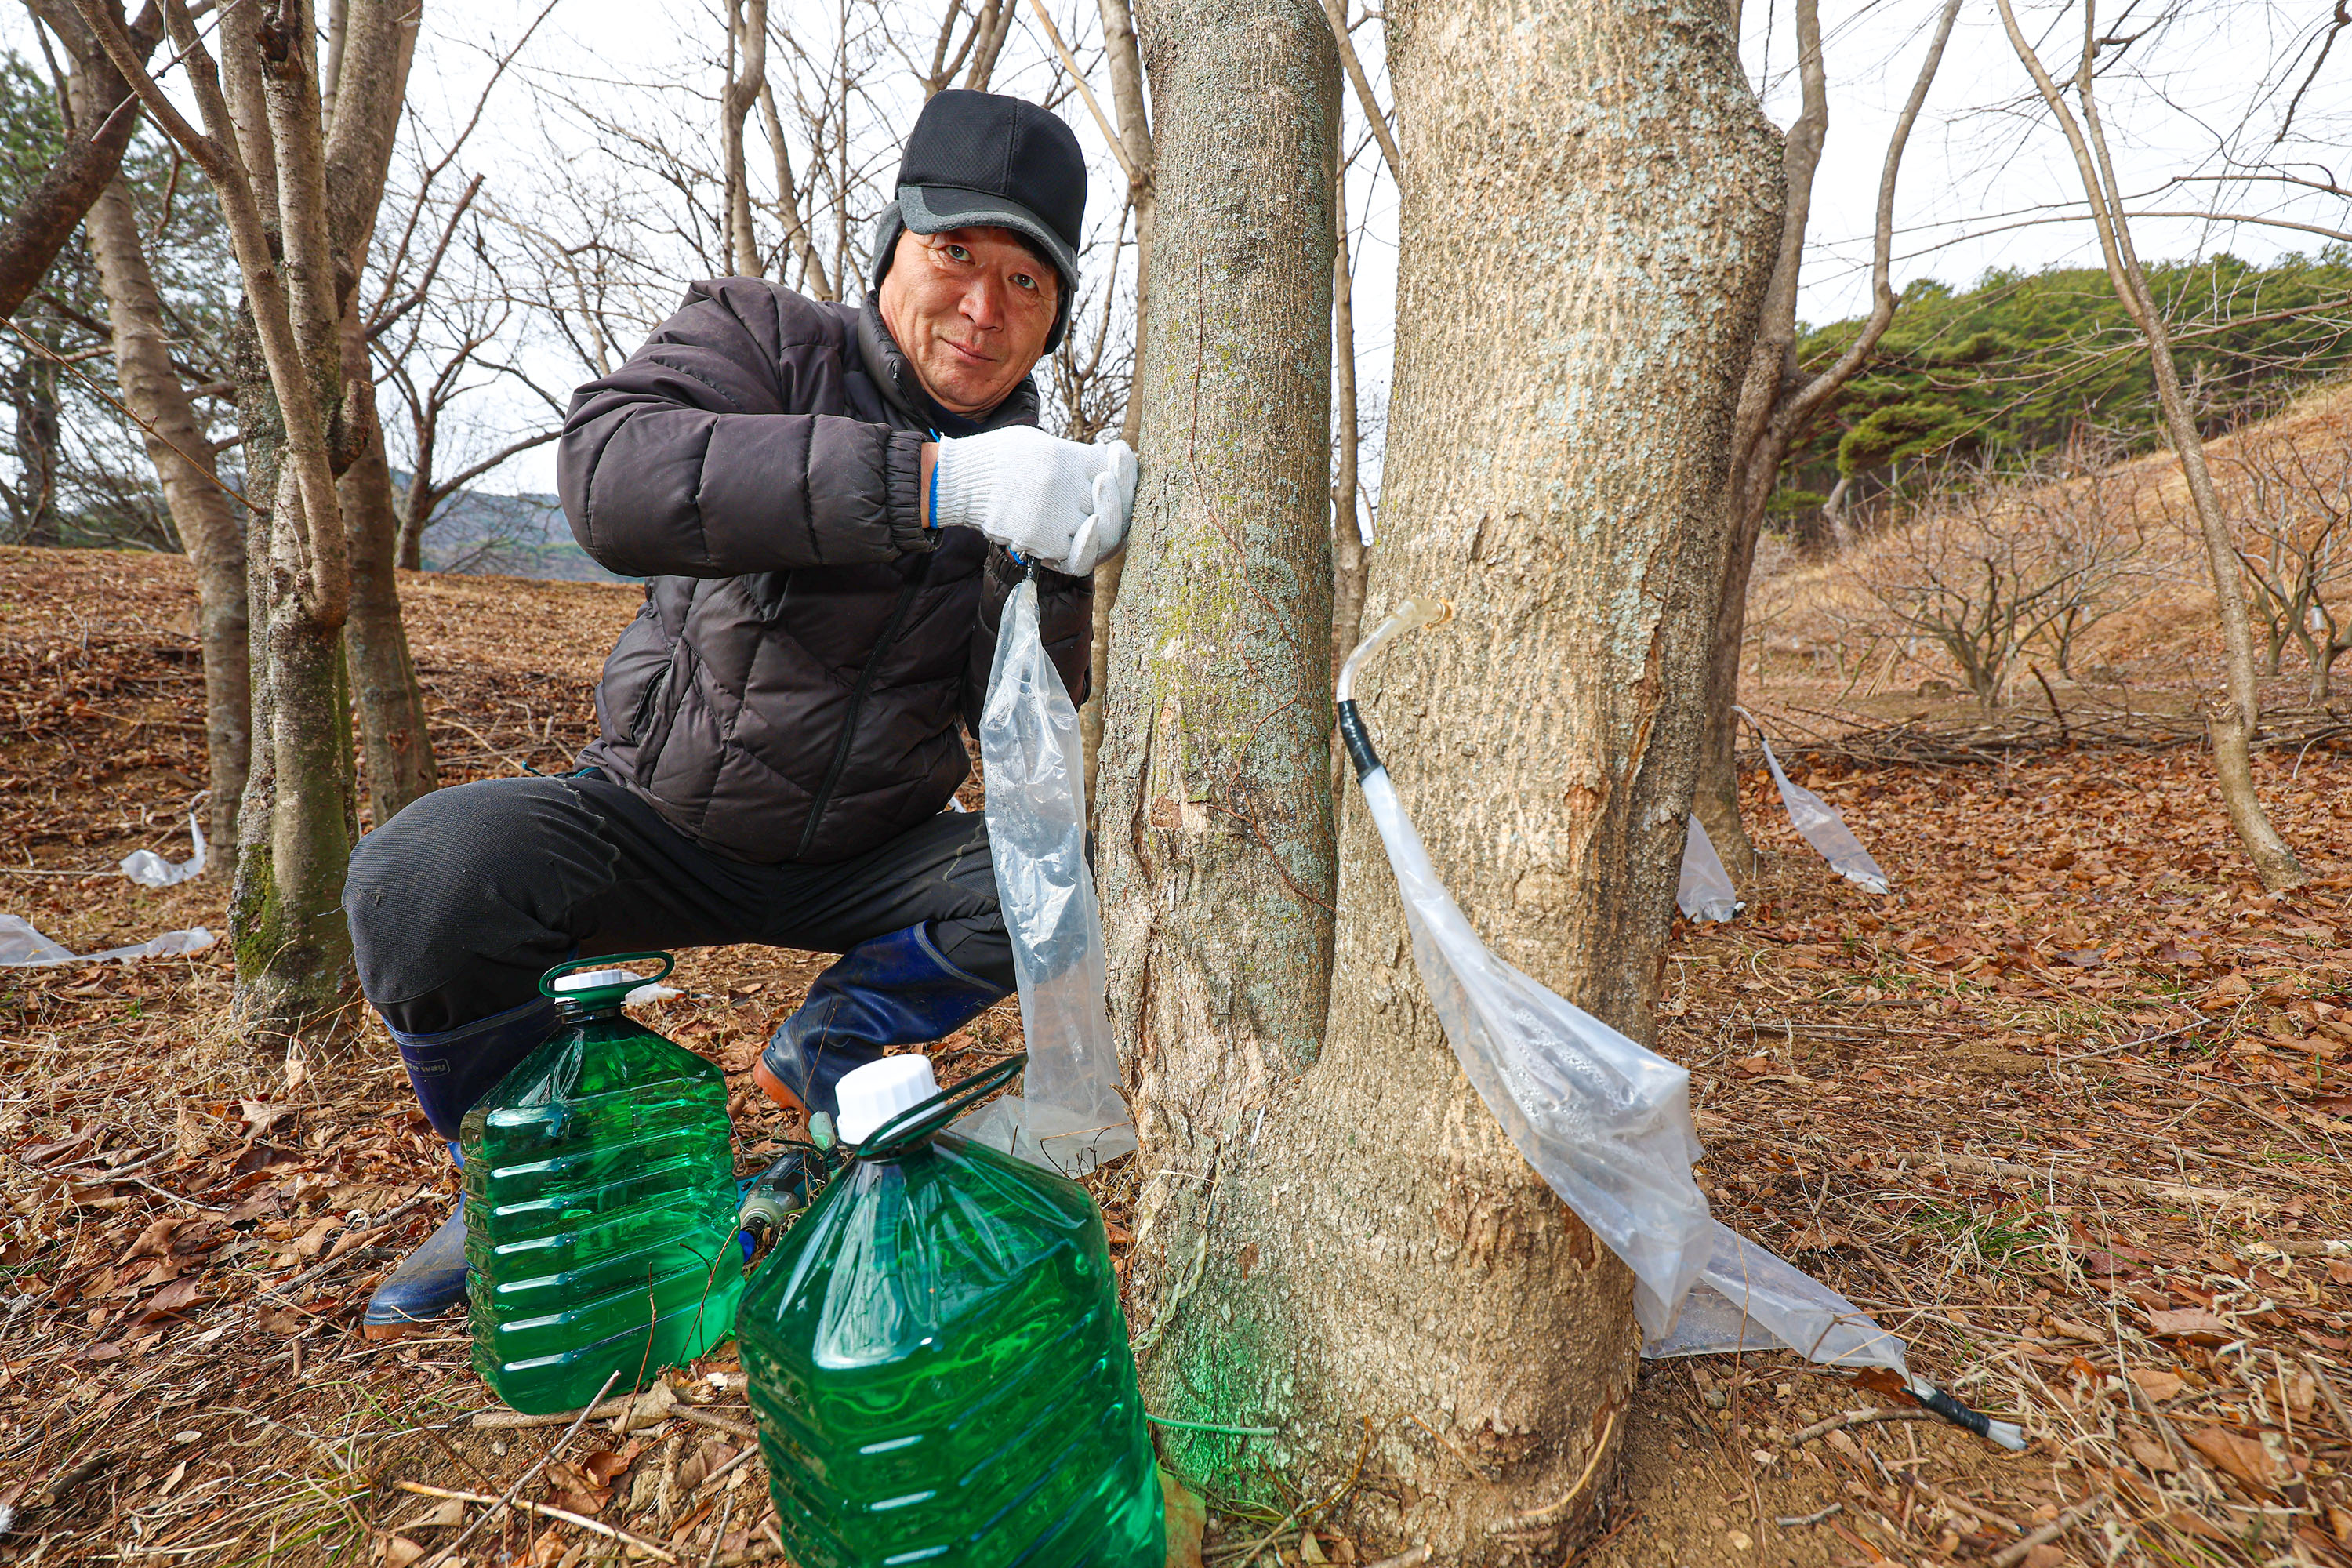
[558,281,931,578]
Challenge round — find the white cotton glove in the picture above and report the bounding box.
[932,428,1138,575]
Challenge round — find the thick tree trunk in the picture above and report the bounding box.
[83,177,250,858]
[1126,0,1779,1558]
[1093,0,1340,1516]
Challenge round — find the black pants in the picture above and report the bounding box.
[343,771,1010,1037]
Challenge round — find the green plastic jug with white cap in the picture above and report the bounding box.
[463,953,744,1414]
[739,1051,1163,1566]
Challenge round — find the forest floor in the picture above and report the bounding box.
[0,545,2347,1568]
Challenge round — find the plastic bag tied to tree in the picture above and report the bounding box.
[1335,600,1712,1338]
[1336,604,2020,1450]
[1739,707,1889,895]
[1676,815,1738,924]
[953,575,1138,1178]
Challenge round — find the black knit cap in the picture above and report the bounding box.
[873,89,1087,350]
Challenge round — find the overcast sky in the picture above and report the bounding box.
[9,0,2345,499]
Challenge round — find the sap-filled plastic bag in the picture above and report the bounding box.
[954,576,1138,1177]
[1677,814,1737,923]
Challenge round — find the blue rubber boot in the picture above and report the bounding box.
[364,996,558,1338]
[754,924,1005,1120]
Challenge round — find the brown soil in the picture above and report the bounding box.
[0,546,2347,1567]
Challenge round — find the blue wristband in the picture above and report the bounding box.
[927,452,940,529]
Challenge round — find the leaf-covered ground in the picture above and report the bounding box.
[0,546,2346,1568]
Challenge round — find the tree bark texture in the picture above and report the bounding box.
[339,375,437,824]
[0,2,160,321]
[1329,168,1366,684]
[1091,0,1340,1517]
[1080,0,1156,808]
[1134,1,1778,1558]
[82,177,251,858]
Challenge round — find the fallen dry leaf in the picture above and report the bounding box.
[379,1536,424,1568]
[2182,1425,2283,1495]
[2132,1369,2187,1403]
[2145,1308,2234,1344]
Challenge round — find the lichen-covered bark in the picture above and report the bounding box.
[1093,0,1339,1515]
[1109,0,1781,1559]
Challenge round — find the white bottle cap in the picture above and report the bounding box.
[834,1055,939,1145]
[552,968,644,993]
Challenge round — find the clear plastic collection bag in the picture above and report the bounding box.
[954,576,1138,1178]
[0,913,214,967]
[1644,1219,1906,1370]
[1676,815,1737,924]
[122,815,206,887]
[1739,709,1889,895]
[1356,765,1714,1339]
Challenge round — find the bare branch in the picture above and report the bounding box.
[1318,0,1399,185]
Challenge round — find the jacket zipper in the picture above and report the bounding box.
[793,564,929,859]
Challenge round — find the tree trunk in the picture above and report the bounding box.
[1078,0,1154,807]
[1092,0,1339,1516]
[227,305,358,1048]
[1329,165,1366,683]
[339,376,437,824]
[1693,0,1956,878]
[1994,0,2301,891]
[1131,0,1779,1556]
[82,176,250,858]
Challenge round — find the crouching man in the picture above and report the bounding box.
[341,89,1134,1334]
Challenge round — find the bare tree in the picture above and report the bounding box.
[1691,0,1959,877]
[80,0,421,1044]
[1850,456,2150,710]
[2216,426,2352,702]
[81,172,249,857]
[1995,0,2303,889]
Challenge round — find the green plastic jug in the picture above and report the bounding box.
[739,1054,1163,1567]
[463,953,744,1414]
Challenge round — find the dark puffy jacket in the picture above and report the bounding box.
[557,279,1093,864]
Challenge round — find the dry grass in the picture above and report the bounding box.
[0,546,2348,1566]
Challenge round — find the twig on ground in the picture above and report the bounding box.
[1773,1502,1844,1526]
[1782,1408,1947,1447]
[1987,1497,2103,1568]
[422,1367,622,1568]
[396,1480,682,1563]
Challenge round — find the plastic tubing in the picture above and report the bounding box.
[1334,597,1452,779]
[1336,597,1453,705]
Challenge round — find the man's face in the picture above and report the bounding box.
[877,226,1059,417]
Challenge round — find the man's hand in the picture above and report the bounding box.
[928,428,1137,574]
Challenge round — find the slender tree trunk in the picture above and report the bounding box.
[721,0,767,277]
[1093,0,1339,1517]
[1693,0,1956,877]
[1329,165,1366,682]
[339,360,437,823]
[1996,0,2301,890]
[83,176,250,858]
[326,0,434,827]
[1079,0,1155,804]
[1149,0,1776,1556]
